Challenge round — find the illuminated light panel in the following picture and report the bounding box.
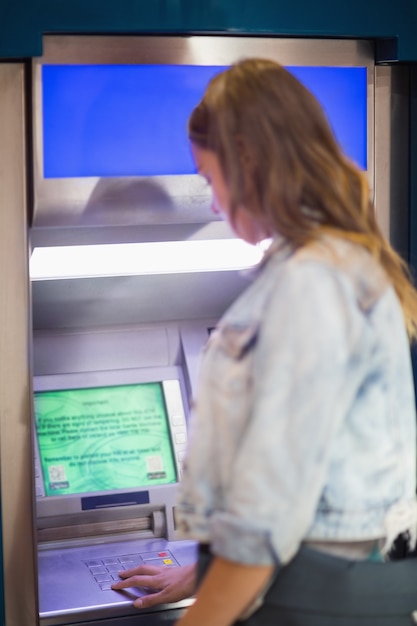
[42,65,367,176]
[30,239,270,280]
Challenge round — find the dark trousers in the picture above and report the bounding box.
[197,544,417,625]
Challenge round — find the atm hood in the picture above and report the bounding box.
[29,35,375,330]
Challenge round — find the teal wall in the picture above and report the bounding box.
[0,0,416,60]
[410,68,417,272]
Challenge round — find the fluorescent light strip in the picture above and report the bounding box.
[30,239,269,280]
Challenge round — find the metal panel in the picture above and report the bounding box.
[0,64,38,625]
[33,325,178,375]
[2,0,417,62]
[374,65,410,256]
[32,270,249,330]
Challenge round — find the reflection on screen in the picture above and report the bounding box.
[42,64,367,178]
[34,382,177,497]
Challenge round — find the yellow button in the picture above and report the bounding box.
[163,559,173,565]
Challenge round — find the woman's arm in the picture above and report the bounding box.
[175,556,273,626]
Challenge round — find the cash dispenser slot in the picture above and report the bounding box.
[37,507,164,546]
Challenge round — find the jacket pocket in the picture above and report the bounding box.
[206,322,260,400]
[216,322,260,360]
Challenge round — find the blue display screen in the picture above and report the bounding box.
[42,64,367,178]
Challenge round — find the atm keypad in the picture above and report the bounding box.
[84,550,179,590]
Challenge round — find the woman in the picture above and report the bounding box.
[113,58,417,625]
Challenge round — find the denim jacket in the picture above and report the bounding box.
[176,235,417,566]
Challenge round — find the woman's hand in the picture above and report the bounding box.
[111,562,196,609]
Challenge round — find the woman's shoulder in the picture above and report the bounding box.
[285,235,391,313]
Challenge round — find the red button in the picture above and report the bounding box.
[158,552,168,557]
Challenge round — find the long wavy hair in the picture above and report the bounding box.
[188,57,417,340]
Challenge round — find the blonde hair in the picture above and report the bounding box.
[188,58,417,340]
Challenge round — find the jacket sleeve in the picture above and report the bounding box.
[208,262,368,565]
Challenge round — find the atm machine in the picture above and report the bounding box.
[26,34,408,626]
